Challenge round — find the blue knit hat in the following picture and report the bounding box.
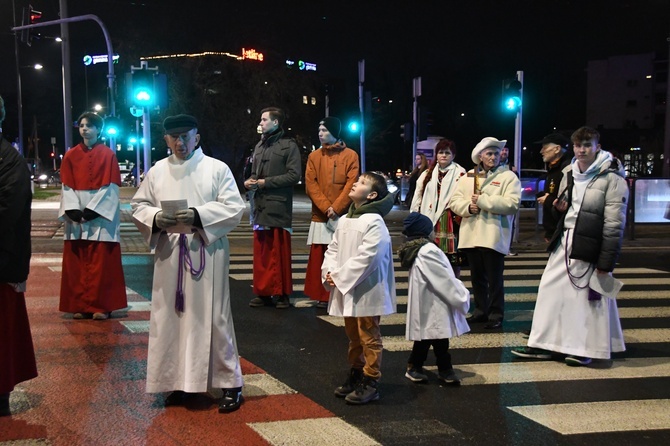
[403,212,434,238]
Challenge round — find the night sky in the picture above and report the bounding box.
[2,0,669,170]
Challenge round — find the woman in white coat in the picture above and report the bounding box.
[398,213,470,385]
[410,139,467,277]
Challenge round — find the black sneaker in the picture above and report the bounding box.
[334,368,363,398]
[345,376,380,405]
[565,355,592,367]
[404,367,428,383]
[275,295,290,309]
[438,369,461,385]
[511,346,552,359]
[249,296,273,307]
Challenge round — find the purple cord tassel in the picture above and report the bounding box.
[175,233,206,313]
[176,234,186,313]
[175,289,185,312]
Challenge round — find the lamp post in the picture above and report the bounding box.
[50,136,57,170]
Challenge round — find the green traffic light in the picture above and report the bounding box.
[348,121,359,132]
[134,89,152,105]
[504,96,521,112]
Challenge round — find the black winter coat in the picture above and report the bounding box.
[0,136,32,283]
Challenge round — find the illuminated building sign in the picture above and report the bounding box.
[242,48,264,61]
[82,54,120,66]
[286,59,316,71]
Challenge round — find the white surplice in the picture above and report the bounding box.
[406,243,470,341]
[131,149,245,393]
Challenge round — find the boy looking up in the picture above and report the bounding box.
[323,172,397,405]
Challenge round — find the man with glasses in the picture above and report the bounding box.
[535,133,572,242]
[449,137,521,330]
[132,114,246,413]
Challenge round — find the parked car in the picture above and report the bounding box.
[371,171,400,204]
[33,169,61,187]
[519,169,547,208]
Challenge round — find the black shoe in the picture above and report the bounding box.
[345,376,380,405]
[438,369,461,386]
[275,295,290,309]
[164,390,187,406]
[0,392,10,417]
[485,320,503,329]
[466,314,488,323]
[334,368,363,398]
[219,388,243,413]
[249,296,273,307]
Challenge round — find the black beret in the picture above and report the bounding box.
[163,114,198,134]
[535,132,570,149]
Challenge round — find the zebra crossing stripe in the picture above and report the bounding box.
[421,357,670,386]
[248,418,381,445]
[507,399,670,435]
[379,328,670,351]
[318,307,670,327]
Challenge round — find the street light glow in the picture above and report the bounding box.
[34,64,43,70]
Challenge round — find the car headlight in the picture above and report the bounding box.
[39,174,47,180]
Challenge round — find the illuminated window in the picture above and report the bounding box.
[311,97,316,105]
[303,96,308,104]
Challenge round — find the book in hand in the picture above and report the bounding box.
[160,199,193,234]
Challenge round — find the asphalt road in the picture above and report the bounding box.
[13,186,670,445]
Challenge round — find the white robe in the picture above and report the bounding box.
[527,229,625,359]
[131,149,245,393]
[322,214,396,317]
[406,243,471,341]
[59,184,121,242]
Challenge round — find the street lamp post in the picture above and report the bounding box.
[50,136,57,170]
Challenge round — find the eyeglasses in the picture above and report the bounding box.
[166,133,193,143]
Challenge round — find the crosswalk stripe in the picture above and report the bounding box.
[424,357,670,386]
[507,399,670,435]
[378,328,670,351]
[318,307,670,327]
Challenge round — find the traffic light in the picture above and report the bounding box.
[502,79,522,113]
[104,116,121,137]
[125,70,168,110]
[417,108,432,142]
[131,70,154,107]
[347,121,359,132]
[20,5,42,46]
[400,122,413,142]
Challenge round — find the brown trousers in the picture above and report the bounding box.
[344,316,382,380]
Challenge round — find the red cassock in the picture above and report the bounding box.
[0,284,38,392]
[58,143,127,314]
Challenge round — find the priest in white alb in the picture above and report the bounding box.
[131,114,246,413]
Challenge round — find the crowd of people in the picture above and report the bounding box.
[1,93,629,414]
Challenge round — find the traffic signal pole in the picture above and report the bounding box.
[358,60,366,172]
[513,70,524,243]
[412,77,421,164]
[13,14,117,151]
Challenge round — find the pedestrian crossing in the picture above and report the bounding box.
[229,251,670,437]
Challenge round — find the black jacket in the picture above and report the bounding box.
[541,151,572,239]
[0,136,32,282]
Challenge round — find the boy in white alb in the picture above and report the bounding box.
[322,172,396,405]
[398,212,470,385]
